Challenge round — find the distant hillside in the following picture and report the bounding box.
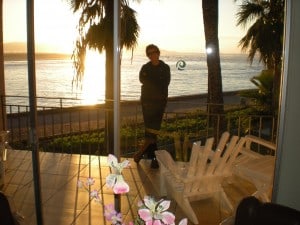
[4,53,72,61]
[3,42,72,60]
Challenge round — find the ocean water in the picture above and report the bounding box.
[4,52,263,108]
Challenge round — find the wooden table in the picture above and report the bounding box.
[233,155,276,202]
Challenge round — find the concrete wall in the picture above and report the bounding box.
[272,0,300,210]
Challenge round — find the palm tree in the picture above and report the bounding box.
[202,0,225,137]
[67,0,139,153]
[240,69,274,113]
[235,0,284,115]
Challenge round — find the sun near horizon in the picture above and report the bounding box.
[2,0,248,105]
[3,0,246,56]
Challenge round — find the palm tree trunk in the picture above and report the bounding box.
[202,0,225,137]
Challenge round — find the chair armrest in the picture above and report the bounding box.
[242,135,276,158]
[245,135,276,151]
[236,136,275,165]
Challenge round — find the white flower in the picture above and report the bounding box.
[86,177,95,186]
[90,189,100,202]
[78,155,187,225]
[106,154,130,194]
[107,154,130,174]
[138,196,176,225]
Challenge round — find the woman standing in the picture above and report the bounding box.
[134,44,171,168]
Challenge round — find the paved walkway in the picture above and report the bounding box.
[1,149,256,225]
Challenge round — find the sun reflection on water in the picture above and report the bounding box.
[81,50,105,105]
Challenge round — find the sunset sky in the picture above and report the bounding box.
[3,0,246,54]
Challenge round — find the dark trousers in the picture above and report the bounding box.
[0,192,15,225]
[141,101,166,158]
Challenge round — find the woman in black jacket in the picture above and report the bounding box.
[134,44,170,168]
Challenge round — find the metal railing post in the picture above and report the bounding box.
[26,0,44,224]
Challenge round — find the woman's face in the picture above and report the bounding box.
[147,48,160,65]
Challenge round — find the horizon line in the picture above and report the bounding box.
[3,41,245,55]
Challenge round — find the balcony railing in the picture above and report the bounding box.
[1,95,276,159]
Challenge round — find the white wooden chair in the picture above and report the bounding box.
[155,132,247,224]
[233,135,276,202]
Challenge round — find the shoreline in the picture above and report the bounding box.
[6,90,251,141]
[7,89,253,116]
[6,90,252,122]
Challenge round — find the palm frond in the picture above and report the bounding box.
[236,0,284,69]
[120,5,139,49]
[236,1,265,28]
[68,0,140,87]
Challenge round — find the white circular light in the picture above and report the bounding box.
[206,47,213,54]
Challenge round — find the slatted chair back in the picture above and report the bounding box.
[155,132,248,224]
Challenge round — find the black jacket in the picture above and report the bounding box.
[139,60,170,103]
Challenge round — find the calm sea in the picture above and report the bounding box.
[4,52,263,109]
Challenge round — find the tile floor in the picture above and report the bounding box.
[1,149,256,225]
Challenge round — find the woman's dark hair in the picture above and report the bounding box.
[146,44,160,56]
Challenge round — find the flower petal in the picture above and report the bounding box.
[153,219,162,225]
[111,212,122,224]
[107,154,118,167]
[143,196,156,211]
[137,200,144,207]
[157,199,171,212]
[90,189,100,201]
[113,175,129,194]
[106,174,116,188]
[104,203,117,221]
[178,218,188,225]
[161,211,175,225]
[119,159,130,170]
[138,208,152,222]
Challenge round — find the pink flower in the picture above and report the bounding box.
[106,174,130,194]
[114,175,130,194]
[86,177,95,186]
[77,178,102,203]
[104,204,122,224]
[90,189,101,202]
[78,155,187,225]
[106,154,130,194]
[138,196,176,225]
